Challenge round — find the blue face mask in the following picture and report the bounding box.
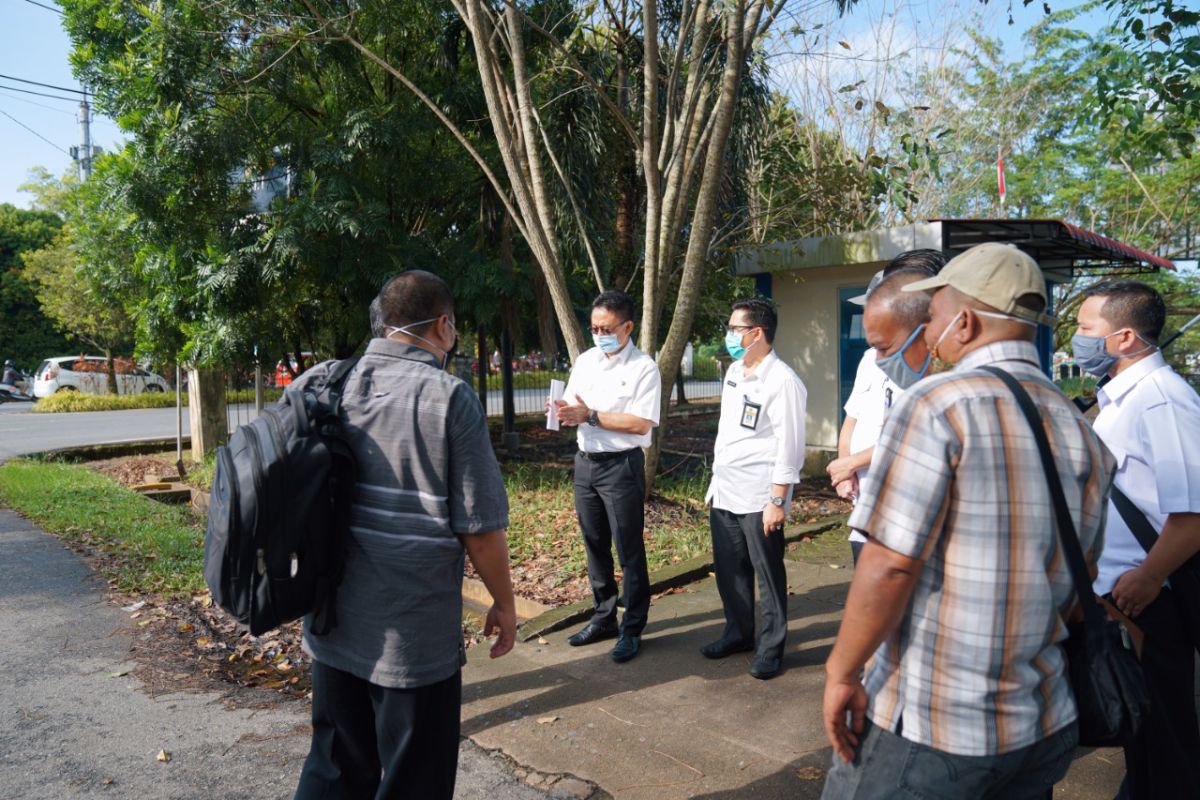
[1071,328,1154,377]
[724,331,748,361]
[592,333,622,354]
[875,325,931,390]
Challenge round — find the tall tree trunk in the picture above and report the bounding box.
[644,1,752,496]
[532,271,559,366]
[105,349,118,395]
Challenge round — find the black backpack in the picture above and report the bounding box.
[204,358,358,636]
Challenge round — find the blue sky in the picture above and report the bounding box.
[0,0,124,207]
[0,0,1111,210]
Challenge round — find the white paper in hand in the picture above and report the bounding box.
[546,379,565,431]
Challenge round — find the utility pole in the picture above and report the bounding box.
[77,92,92,180]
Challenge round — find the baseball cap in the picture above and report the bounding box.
[848,270,885,306]
[902,242,1055,325]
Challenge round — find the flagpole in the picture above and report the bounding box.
[997,145,1007,217]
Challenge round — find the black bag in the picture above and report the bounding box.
[204,358,358,636]
[982,367,1150,748]
[1111,487,1200,653]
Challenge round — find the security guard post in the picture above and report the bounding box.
[555,290,661,663]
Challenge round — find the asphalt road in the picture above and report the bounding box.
[0,379,721,461]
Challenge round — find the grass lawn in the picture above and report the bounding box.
[0,459,204,596]
[3,407,847,610]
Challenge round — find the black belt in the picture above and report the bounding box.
[577,448,638,462]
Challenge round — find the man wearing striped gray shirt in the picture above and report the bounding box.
[292,271,516,800]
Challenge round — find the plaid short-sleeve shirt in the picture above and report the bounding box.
[850,339,1114,756]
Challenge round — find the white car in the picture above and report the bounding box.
[32,356,171,398]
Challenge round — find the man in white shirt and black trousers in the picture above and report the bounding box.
[1073,279,1200,800]
[704,298,807,680]
[555,290,662,664]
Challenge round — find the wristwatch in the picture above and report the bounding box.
[768,496,785,507]
[587,409,600,427]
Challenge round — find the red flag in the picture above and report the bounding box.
[997,147,1007,205]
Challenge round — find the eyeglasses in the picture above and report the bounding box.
[589,323,629,336]
[725,325,758,335]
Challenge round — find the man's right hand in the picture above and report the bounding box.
[823,675,868,762]
[484,603,517,659]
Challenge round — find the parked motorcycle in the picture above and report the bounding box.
[0,361,33,403]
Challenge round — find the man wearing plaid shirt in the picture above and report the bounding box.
[820,243,1115,799]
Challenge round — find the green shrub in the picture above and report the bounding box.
[32,387,284,413]
[33,391,178,413]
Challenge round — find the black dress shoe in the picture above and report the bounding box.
[567,622,618,647]
[610,635,641,663]
[700,637,755,660]
[749,654,782,680]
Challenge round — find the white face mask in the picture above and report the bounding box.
[385,317,457,369]
[930,308,1036,362]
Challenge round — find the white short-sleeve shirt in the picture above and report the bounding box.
[564,342,661,452]
[843,349,901,543]
[1092,352,1200,595]
[706,350,808,515]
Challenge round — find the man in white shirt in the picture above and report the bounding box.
[828,250,945,562]
[704,299,807,680]
[1073,279,1200,800]
[555,290,662,663]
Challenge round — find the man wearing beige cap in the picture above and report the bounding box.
[821,243,1114,799]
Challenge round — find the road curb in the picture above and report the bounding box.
[517,517,845,642]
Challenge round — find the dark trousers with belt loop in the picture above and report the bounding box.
[709,506,788,659]
[573,448,650,636]
[1120,586,1200,799]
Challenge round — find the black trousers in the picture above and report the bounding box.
[295,661,462,800]
[574,449,650,636]
[1121,587,1200,800]
[709,507,788,659]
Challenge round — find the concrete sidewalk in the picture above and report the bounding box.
[462,545,1129,799]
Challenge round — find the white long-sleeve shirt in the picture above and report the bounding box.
[706,349,808,514]
[1092,351,1200,595]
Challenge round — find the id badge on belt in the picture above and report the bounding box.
[740,397,762,430]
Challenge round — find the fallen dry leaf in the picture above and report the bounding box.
[537,715,560,725]
[156,749,171,763]
[796,766,823,780]
[537,637,549,645]
[108,669,131,678]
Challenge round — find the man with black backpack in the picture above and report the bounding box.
[291,271,516,800]
[1073,280,1200,800]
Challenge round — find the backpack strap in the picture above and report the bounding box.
[1111,487,1160,554]
[979,366,1109,636]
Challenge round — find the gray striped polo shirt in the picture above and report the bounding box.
[294,339,509,688]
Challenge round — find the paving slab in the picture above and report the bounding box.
[463,549,1130,799]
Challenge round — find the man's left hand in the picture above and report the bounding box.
[827,455,859,487]
[823,675,868,762]
[556,399,590,426]
[483,603,517,658]
[1111,565,1163,618]
[762,500,787,536]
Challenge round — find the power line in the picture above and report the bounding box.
[0,87,76,115]
[0,107,70,154]
[0,83,81,103]
[18,0,64,15]
[0,72,87,96]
